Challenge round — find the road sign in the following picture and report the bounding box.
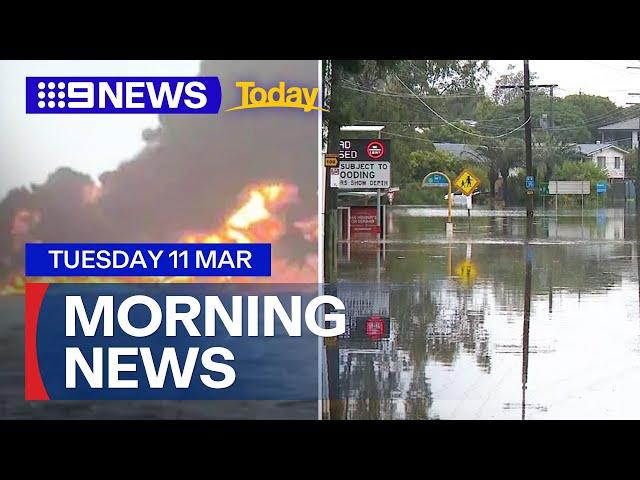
[339,138,391,162]
[549,181,590,195]
[340,315,391,341]
[525,175,535,190]
[454,169,480,196]
[338,161,390,189]
[422,173,449,187]
[388,186,400,193]
[350,206,379,236]
[538,183,549,196]
[366,140,385,159]
[597,182,607,194]
[329,167,340,187]
[455,259,478,285]
[324,153,338,167]
[364,316,387,341]
[338,284,390,341]
[387,191,395,204]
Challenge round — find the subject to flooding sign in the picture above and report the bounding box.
[339,161,390,189]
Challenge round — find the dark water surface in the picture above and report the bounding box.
[330,206,640,419]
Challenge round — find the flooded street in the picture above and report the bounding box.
[331,206,640,419]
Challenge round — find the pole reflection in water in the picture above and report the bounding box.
[329,206,640,419]
[522,213,533,420]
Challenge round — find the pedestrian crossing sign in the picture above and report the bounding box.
[455,259,478,286]
[454,169,480,196]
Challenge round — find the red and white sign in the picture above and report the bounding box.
[366,140,385,160]
[350,206,379,236]
[329,167,340,187]
[365,316,386,341]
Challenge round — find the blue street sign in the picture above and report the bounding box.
[596,182,607,194]
[423,173,449,187]
[525,175,535,190]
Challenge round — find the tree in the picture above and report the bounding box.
[563,94,620,141]
[322,60,400,152]
[406,149,465,183]
[324,60,491,188]
[533,133,582,182]
[492,64,538,105]
[482,137,525,204]
[625,148,638,180]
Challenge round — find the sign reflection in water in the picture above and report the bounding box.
[330,206,640,419]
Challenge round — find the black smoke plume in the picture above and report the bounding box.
[0,60,319,279]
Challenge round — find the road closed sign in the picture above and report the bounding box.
[339,139,391,162]
[339,161,391,189]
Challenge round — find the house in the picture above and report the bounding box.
[597,117,639,150]
[574,143,628,181]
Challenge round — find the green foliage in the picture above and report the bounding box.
[492,64,538,105]
[323,59,633,208]
[392,150,489,205]
[563,94,620,140]
[533,133,582,181]
[507,171,528,205]
[425,124,482,144]
[407,150,465,183]
[323,60,491,150]
[546,161,609,207]
[625,149,638,180]
[552,160,608,183]
[395,182,444,205]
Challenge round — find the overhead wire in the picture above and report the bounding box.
[394,74,531,139]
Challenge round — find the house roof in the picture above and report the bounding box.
[574,143,629,156]
[433,143,487,160]
[597,117,640,131]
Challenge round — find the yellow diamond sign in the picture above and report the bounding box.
[454,169,480,196]
[455,259,478,286]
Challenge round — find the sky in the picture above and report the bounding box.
[1,59,639,199]
[487,60,640,106]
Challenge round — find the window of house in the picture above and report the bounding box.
[614,156,621,169]
[597,156,606,168]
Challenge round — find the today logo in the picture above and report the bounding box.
[25,77,324,115]
[226,81,326,113]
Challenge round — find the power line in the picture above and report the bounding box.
[394,74,531,139]
[352,115,521,126]
[543,105,640,132]
[341,82,486,99]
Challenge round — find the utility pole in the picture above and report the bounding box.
[497,82,557,131]
[549,85,555,129]
[496,68,557,215]
[627,64,640,210]
[523,60,534,218]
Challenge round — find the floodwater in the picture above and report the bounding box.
[329,205,640,420]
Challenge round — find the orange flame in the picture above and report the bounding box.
[180,183,297,245]
[0,181,317,294]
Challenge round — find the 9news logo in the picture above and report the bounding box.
[26,77,222,114]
